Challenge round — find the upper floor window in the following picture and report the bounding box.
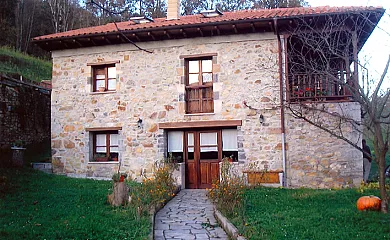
[185,58,214,114]
[92,131,119,162]
[93,65,116,92]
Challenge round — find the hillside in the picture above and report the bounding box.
[0,47,52,82]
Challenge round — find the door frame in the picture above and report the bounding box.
[184,129,222,189]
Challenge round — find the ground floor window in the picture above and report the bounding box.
[92,131,119,162]
[166,128,238,162]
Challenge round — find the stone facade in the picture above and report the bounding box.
[286,102,362,188]
[50,32,362,187]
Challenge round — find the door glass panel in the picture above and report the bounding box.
[187,133,194,160]
[200,132,218,160]
[200,132,217,145]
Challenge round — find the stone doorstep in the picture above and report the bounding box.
[214,208,246,240]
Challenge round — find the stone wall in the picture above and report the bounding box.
[50,33,284,179]
[0,76,51,152]
[50,32,363,188]
[285,102,362,188]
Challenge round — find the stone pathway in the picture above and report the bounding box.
[154,189,229,240]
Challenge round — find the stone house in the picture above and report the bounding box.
[33,2,384,188]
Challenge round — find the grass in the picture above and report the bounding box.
[225,187,390,240]
[0,46,52,81]
[0,167,150,240]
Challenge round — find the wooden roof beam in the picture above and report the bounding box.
[232,24,238,34]
[180,29,187,37]
[132,33,141,42]
[72,39,82,47]
[251,23,256,33]
[164,30,171,39]
[197,28,204,37]
[214,26,220,35]
[148,32,155,40]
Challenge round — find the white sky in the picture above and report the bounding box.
[308,0,390,90]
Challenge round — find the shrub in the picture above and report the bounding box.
[208,158,246,216]
[129,159,176,216]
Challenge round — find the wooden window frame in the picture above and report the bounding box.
[92,131,119,162]
[92,64,116,92]
[185,57,214,114]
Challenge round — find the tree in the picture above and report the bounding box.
[285,10,389,213]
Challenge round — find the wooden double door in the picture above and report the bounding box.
[185,130,222,189]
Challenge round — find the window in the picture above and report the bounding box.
[222,129,238,160]
[185,58,214,113]
[93,65,116,92]
[92,131,119,162]
[167,131,184,163]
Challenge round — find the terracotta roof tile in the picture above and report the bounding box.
[33,6,383,41]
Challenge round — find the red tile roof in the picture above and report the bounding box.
[33,6,383,41]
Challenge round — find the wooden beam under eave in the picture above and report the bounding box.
[232,24,238,34]
[132,33,141,42]
[148,32,155,41]
[116,34,126,43]
[72,39,82,47]
[180,29,187,37]
[197,28,204,37]
[59,40,69,48]
[214,26,220,35]
[250,23,256,33]
[87,38,97,46]
[101,36,111,44]
[164,30,171,39]
[159,120,242,129]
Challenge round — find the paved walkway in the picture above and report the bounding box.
[154,189,229,240]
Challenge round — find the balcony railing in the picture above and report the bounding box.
[288,72,354,102]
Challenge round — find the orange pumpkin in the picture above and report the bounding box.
[357,196,381,211]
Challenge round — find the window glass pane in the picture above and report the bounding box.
[110,134,118,146]
[110,146,119,153]
[96,134,106,146]
[108,67,116,78]
[200,146,218,152]
[96,80,105,88]
[222,129,238,151]
[96,74,105,80]
[168,131,183,152]
[108,79,116,90]
[189,60,199,73]
[187,133,194,146]
[96,147,106,153]
[189,74,199,84]
[200,132,217,146]
[202,60,212,72]
[202,73,212,83]
[188,147,194,152]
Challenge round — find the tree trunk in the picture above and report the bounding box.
[107,182,129,206]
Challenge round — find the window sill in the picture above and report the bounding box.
[88,161,119,164]
[90,91,117,95]
[185,112,215,116]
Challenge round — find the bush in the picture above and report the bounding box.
[208,158,246,216]
[129,159,176,216]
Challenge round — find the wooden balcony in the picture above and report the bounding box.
[287,72,355,102]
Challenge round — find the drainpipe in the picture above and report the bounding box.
[273,18,287,187]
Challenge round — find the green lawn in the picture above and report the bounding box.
[0,46,52,81]
[226,187,390,240]
[0,167,150,240]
